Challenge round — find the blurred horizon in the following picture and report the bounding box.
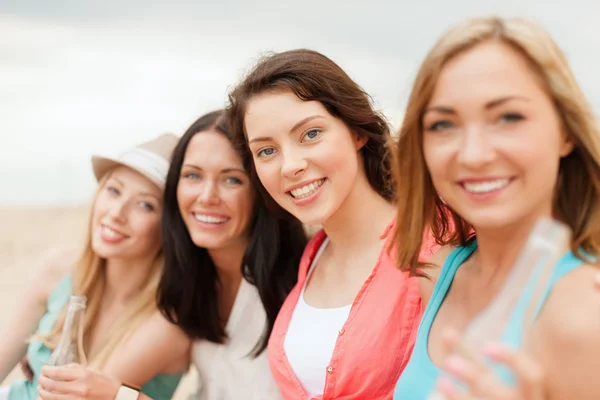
[2,0,599,206]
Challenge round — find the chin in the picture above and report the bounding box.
[91,244,116,259]
[191,235,228,250]
[462,211,524,232]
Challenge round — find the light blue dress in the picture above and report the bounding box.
[9,276,183,400]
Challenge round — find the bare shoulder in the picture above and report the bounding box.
[419,245,456,307]
[538,263,600,342]
[104,311,191,380]
[534,264,600,398]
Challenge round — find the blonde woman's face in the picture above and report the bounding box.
[91,166,163,261]
[422,41,573,231]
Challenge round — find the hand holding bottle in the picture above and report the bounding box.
[433,328,546,400]
[38,364,121,400]
[428,217,570,400]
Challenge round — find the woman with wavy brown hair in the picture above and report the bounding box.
[393,16,600,399]
[228,49,435,399]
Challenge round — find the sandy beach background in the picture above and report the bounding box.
[0,206,197,398]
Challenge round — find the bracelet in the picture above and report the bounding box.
[115,382,140,400]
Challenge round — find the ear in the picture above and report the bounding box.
[355,133,368,151]
[559,129,574,158]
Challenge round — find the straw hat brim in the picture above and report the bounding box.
[91,155,164,190]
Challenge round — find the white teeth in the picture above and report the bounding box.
[102,226,125,239]
[290,179,325,199]
[463,178,510,194]
[194,214,229,224]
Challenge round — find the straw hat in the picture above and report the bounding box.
[91,133,179,190]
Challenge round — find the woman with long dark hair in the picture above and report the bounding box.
[158,109,307,399]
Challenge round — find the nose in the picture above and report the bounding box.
[281,148,307,179]
[108,198,128,223]
[197,181,221,206]
[456,125,496,168]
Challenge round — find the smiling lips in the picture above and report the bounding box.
[288,178,326,199]
[460,177,512,195]
[193,213,230,225]
[100,224,128,244]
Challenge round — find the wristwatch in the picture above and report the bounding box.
[115,382,140,400]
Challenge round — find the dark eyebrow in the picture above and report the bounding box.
[290,115,326,133]
[424,96,530,116]
[182,164,246,175]
[221,168,246,174]
[248,115,326,144]
[182,164,200,170]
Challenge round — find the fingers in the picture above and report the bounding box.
[38,373,80,394]
[441,355,514,399]
[484,343,546,399]
[37,386,80,400]
[41,364,82,382]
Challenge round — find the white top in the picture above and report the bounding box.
[191,278,281,400]
[283,238,352,397]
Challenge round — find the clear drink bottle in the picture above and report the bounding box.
[47,295,88,366]
[428,217,571,399]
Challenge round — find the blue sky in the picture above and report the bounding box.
[1,0,598,205]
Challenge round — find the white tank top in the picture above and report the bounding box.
[191,278,282,399]
[283,238,352,397]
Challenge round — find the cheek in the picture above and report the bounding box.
[254,163,281,196]
[177,183,196,211]
[423,140,450,187]
[132,216,162,245]
[90,198,108,227]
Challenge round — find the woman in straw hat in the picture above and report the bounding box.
[393,16,600,399]
[0,134,190,400]
[37,110,308,400]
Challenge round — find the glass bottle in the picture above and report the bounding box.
[428,217,571,399]
[47,295,88,366]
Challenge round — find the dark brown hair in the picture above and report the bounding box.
[227,49,396,218]
[157,110,307,355]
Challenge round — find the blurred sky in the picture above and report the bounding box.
[2,0,599,205]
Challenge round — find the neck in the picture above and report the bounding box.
[208,236,247,289]
[103,253,157,304]
[471,208,555,286]
[323,170,395,251]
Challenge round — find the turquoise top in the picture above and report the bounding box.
[9,276,183,400]
[393,240,585,399]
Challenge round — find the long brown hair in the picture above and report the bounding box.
[227,49,396,218]
[395,16,600,275]
[38,172,164,368]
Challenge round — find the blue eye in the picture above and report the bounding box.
[257,147,276,158]
[106,186,120,195]
[425,120,454,131]
[499,113,524,123]
[303,128,321,141]
[139,202,155,211]
[225,177,243,185]
[182,172,199,180]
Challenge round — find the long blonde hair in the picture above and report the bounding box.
[38,172,164,368]
[395,16,600,275]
